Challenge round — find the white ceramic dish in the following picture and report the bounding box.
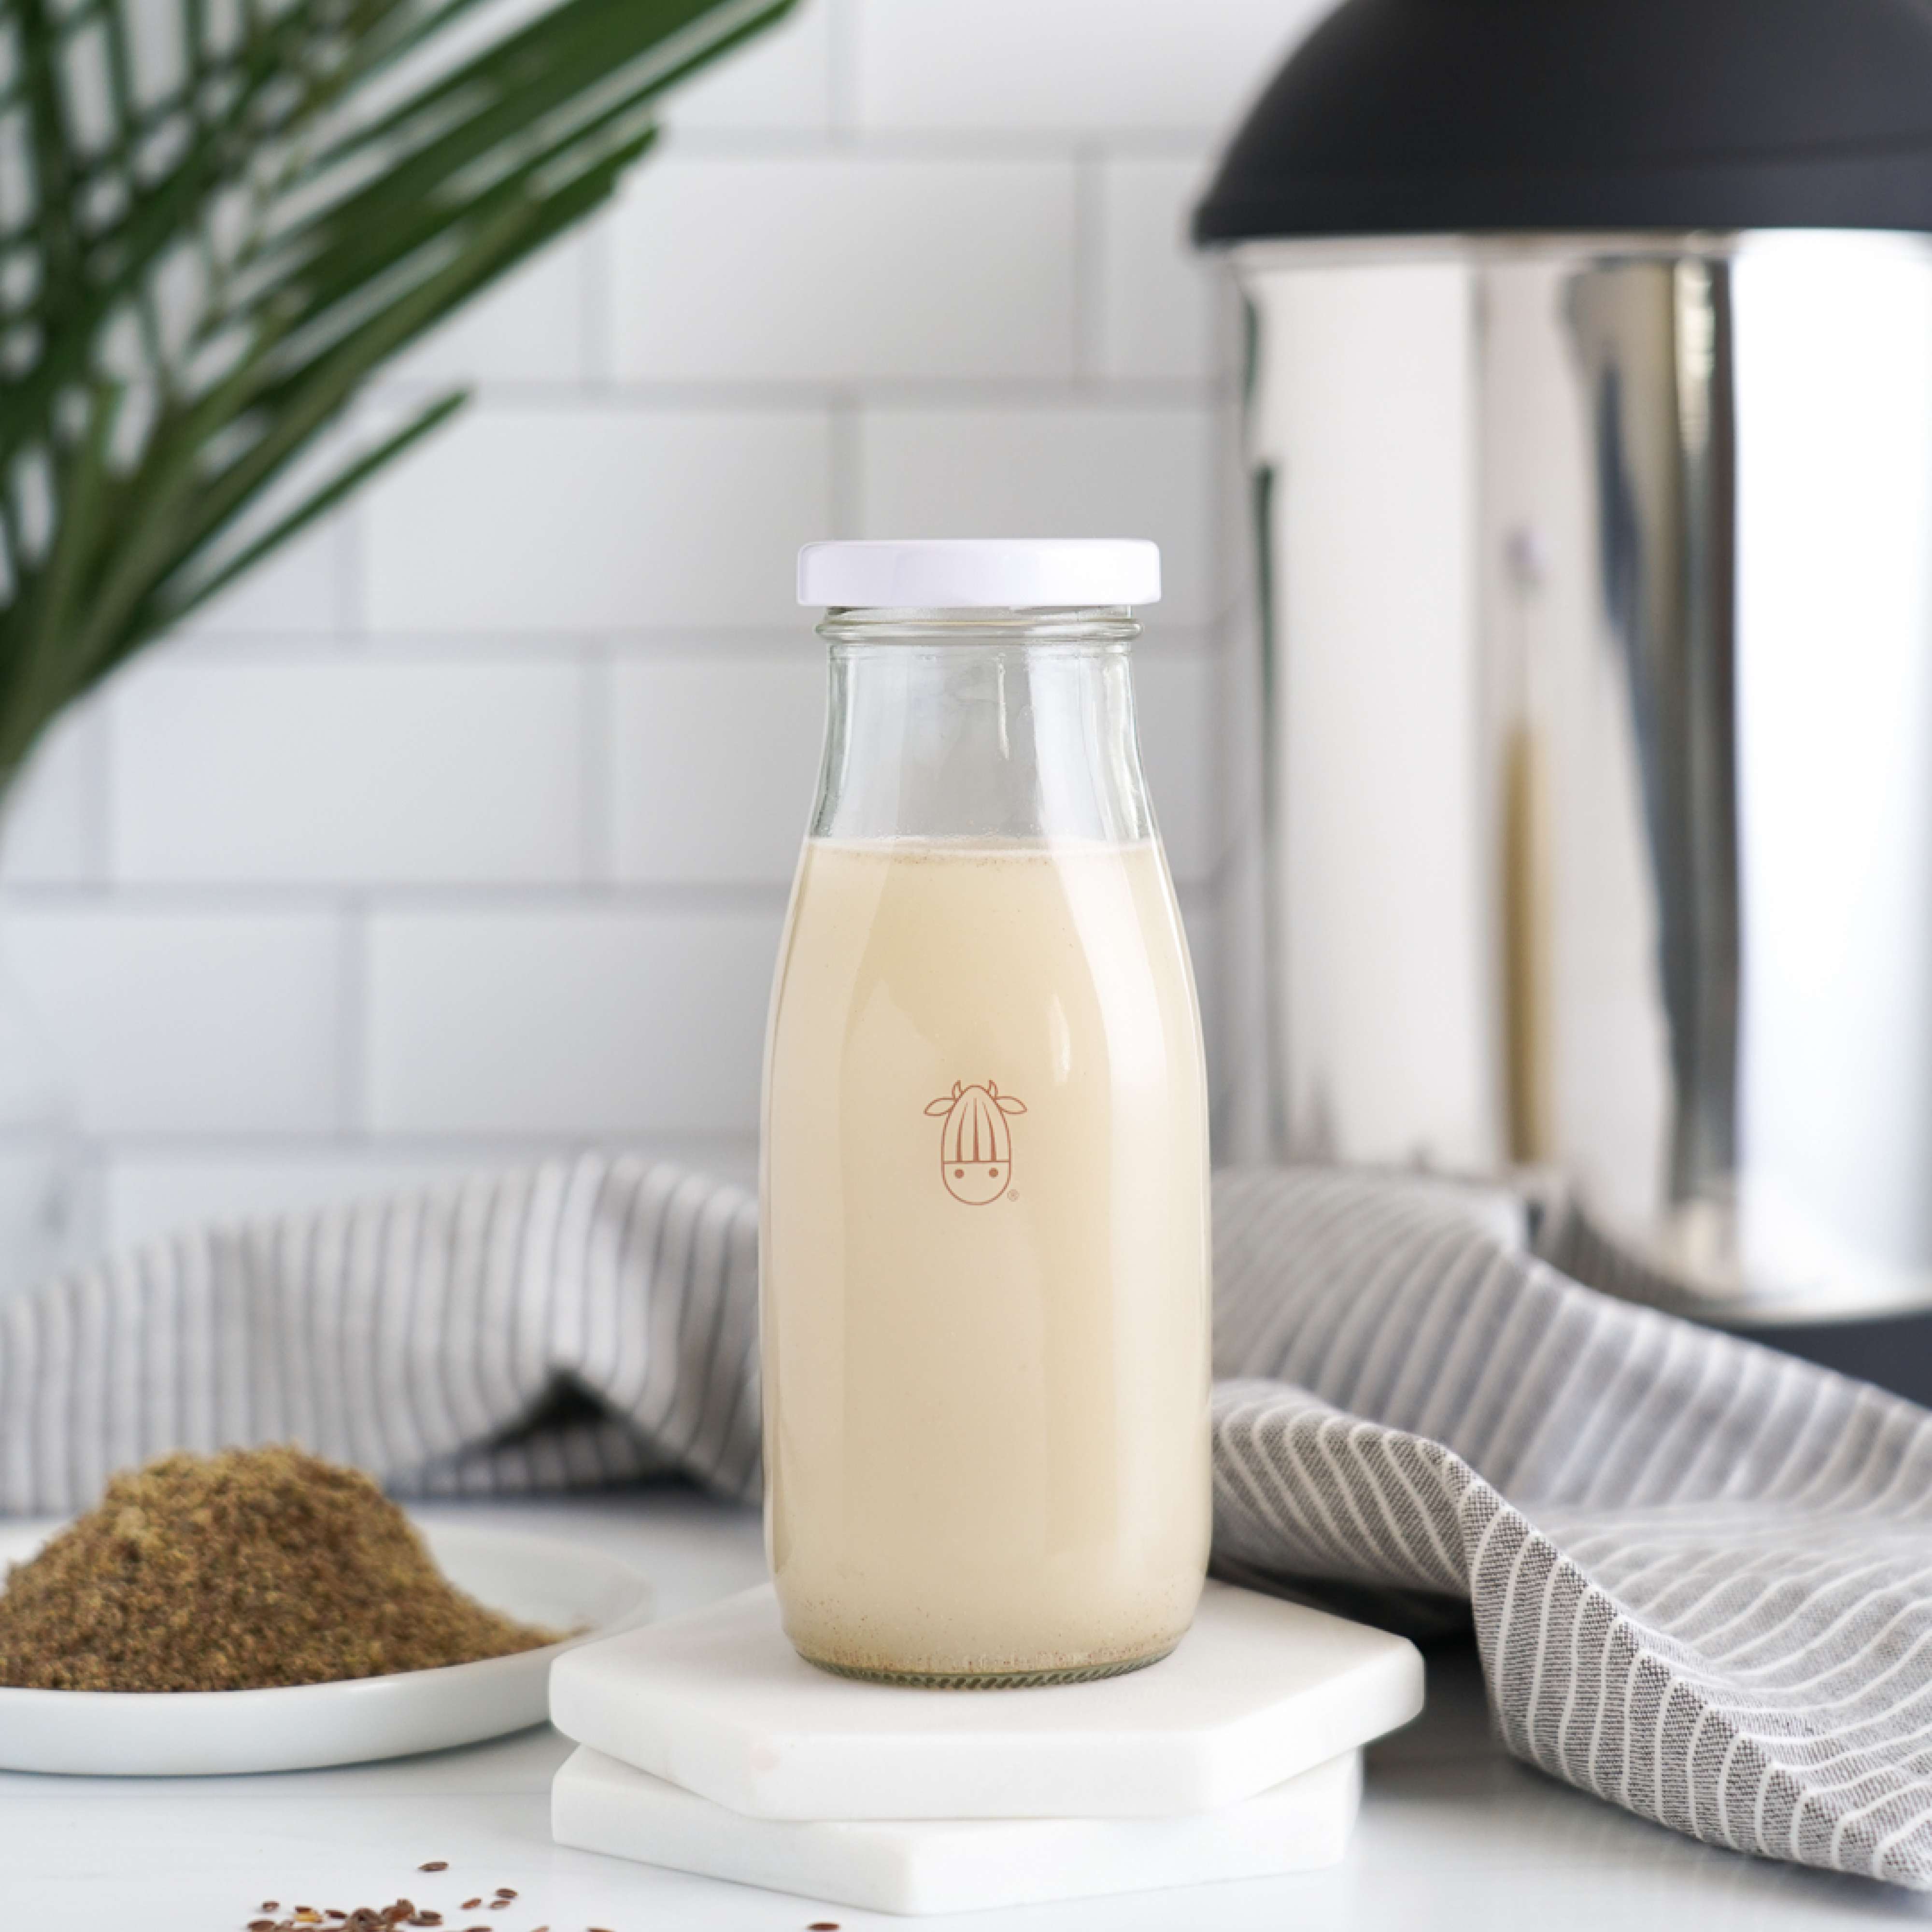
[553,1744,1364,1916]
[0,1520,652,1776]
[550,1579,1424,1820]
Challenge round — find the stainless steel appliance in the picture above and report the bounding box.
[1196,0,1932,1352]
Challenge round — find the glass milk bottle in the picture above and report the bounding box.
[762,539,1211,1687]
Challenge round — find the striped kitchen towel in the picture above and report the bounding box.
[4,1154,1932,1888]
[1212,1166,1932,1891]
[0,1155,764,1512]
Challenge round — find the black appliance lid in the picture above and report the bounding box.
[1195,0,1932,243]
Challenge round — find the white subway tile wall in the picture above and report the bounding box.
[609,157,1081,381]
[851,0,1301,131]
[361,409,834,632]
[0,0,1324,1258]
[366,906,782,1137]
[610,657,826,886]
[6,913,345,1136]
[110,661,589,885]
[856,408,1222,625]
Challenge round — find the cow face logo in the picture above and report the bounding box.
[924,1080,1027,1205]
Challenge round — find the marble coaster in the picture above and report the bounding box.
[552,1741,1363,1916]
[549,1579,1421,1820]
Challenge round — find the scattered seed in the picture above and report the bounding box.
[463,1904,481,1913]
[495,1893,517,1903]
[249,1921,275,1931]
[809,1923,841,1930]
[420,1861,448,1872]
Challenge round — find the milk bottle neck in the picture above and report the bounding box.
[809,605,1156,845]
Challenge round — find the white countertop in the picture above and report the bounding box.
[4,1489,1928,1932]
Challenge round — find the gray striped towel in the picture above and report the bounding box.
[3,1155,1932,1889]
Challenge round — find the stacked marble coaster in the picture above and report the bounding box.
[549,1580,1424,1917]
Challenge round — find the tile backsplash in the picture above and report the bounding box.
[0,0,1325,1259]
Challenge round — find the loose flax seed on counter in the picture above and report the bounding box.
[0,1444,561,1690]
[241,1883,550,1932]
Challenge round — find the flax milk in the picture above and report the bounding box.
[761,835,1211,1682]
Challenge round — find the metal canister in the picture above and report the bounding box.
[1197,0,1932,1364]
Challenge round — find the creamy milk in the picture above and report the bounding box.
[762,836,1211,1683]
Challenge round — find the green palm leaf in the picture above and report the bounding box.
[0,0,790,782]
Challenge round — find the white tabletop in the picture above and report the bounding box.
[3,1489,1926,1932]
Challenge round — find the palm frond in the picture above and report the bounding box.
[0,0,791,781]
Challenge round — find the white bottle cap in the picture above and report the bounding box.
[797,539,1161,609]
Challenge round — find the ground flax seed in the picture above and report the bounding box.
[0,1445,561,1690]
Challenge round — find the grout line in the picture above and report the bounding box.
[87,1131,767,1250]
[90,1129,765,1159]
[1071,144,1105,383]
[826,0,858,141]
[828,387,861,537]
[0,880,797,915]
[580,213,615,383]
[358,373,1232,412]
[83,703,113,888]
[658,126,1222,161]
[338,405,369,649]
[579,644,615,885]
[341,510,369,651]
[336,896,369,1135]
[126,623,1224,661]
[73,1145,110,1271]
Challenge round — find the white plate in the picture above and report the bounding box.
[0,1520,653,1776]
